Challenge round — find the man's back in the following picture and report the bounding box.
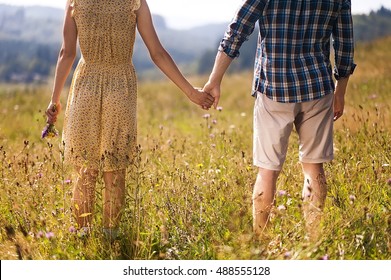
[219,0,356,102]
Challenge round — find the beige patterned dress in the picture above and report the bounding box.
[63,0,140,171]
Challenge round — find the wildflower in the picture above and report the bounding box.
[203,113,211,119]
[278,190,287,197]
[349,195,356,203]
[387,178,391,186]
[78,227,90,238]
[64,179,72,184]
[46,232,55,239]
[284,251,292,259]
[37,231,44,238]
[216,106,223,112]
[69,226,76,233]
[209,133,215,138]
[41,123,59,139]
[321,254,329,260]
[41,104,59,139]
[277,205,286,211]
[212,119,218,125]
[211,144,216,149]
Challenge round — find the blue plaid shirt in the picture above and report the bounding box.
[219,0,356,103]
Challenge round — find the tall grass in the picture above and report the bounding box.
[0,38,390,260]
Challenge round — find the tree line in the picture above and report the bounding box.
[0,6,391,83]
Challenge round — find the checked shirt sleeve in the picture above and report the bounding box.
[219,0,267,58]
[332,0,356,80]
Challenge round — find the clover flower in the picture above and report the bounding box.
[277,205,287,211]
[278,190,287,197]
[46,232,55,239]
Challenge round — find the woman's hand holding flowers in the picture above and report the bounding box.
[42,102,61,139]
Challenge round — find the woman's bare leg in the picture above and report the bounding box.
[72,166,98,229]
[103,169,126,230]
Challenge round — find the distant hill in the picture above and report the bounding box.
[0,5,63,43]
[0,4,227,82]
[1,4,391,83]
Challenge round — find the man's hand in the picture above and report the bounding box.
[202,81,221,109]
[333,93,344,121]
[333,77,349,121]
[189,88,215,110]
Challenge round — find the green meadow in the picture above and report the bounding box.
[0,37,390,260]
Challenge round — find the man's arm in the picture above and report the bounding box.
[332,0,356,121]
[203,51,233,109]
[332,0,356,80]
[333,76,349,121]
[203,0,266,108]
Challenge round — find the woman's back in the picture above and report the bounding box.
[71,0,140,66]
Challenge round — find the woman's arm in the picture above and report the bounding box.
[46,0,78,124]
[136,0,214,109]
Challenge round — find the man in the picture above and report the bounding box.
[203,0,356,239]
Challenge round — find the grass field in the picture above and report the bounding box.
[0,37,390,260]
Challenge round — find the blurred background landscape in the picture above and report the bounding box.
[1,4,391,83]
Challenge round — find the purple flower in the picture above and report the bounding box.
[64,179,72,184]
[212,119,218,125]
[278,190,287,197]
[203,114,211,119]
[46,232,55,239]
[41,123,59,139]
[321,254,329,260]
[37,231,44,238]
[216,106,223,112]
[277,205,286,211]
[69,226,76,233]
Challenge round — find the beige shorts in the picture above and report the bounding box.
[253,93,334,171]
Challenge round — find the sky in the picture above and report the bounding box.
[1,0,390,29]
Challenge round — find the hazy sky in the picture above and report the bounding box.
[0,0,390,29]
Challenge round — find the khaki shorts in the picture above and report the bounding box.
[253,93,334,171]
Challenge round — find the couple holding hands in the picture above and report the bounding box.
[46,0,355,241]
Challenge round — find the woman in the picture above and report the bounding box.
[45,0,214,239]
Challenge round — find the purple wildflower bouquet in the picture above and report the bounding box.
[41,105,59,139]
